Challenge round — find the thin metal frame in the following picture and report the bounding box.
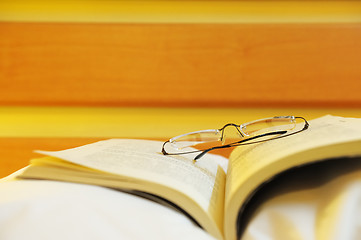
[161,116,309,161]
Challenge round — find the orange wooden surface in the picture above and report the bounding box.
[1,22,361,107]
[0,138,107,178]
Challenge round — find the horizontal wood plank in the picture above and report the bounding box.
[0,137,106,178]
[1,1,360,23]
[1,22,361,107]
[2,106,361,138]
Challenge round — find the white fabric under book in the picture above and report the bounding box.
[241,157,361,240]
[0,179,214,240]
[1,157,361,240]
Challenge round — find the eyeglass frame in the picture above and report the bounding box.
[161,116,309,161]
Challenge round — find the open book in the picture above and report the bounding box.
[16,115,361,240]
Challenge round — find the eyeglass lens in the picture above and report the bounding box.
[241,117,296,136]
[168,116,299,153]
[169,129,221,150]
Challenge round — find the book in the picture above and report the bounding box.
[16,115,361,240]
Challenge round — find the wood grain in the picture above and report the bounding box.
[0,138,108,178]
[1,22,361,107]
[2,0,360,24]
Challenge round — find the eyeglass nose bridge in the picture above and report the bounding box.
[218,123,245,142]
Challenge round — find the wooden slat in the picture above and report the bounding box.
[1,1,361,24]
[1,22,361,107]
[0,137,107,178]
[2,106,361,138]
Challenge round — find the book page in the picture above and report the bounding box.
[34,139,228,238]
[224,115,361,240]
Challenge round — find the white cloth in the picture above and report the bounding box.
[242,158,361,240]
[1,158,361,240]
[0,179,214,240]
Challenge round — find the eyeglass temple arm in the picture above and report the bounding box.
[194,130,287,161]
[161,140,170,155]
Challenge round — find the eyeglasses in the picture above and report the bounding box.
[161,116,309,161]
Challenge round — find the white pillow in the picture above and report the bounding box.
[0,179,215,240]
